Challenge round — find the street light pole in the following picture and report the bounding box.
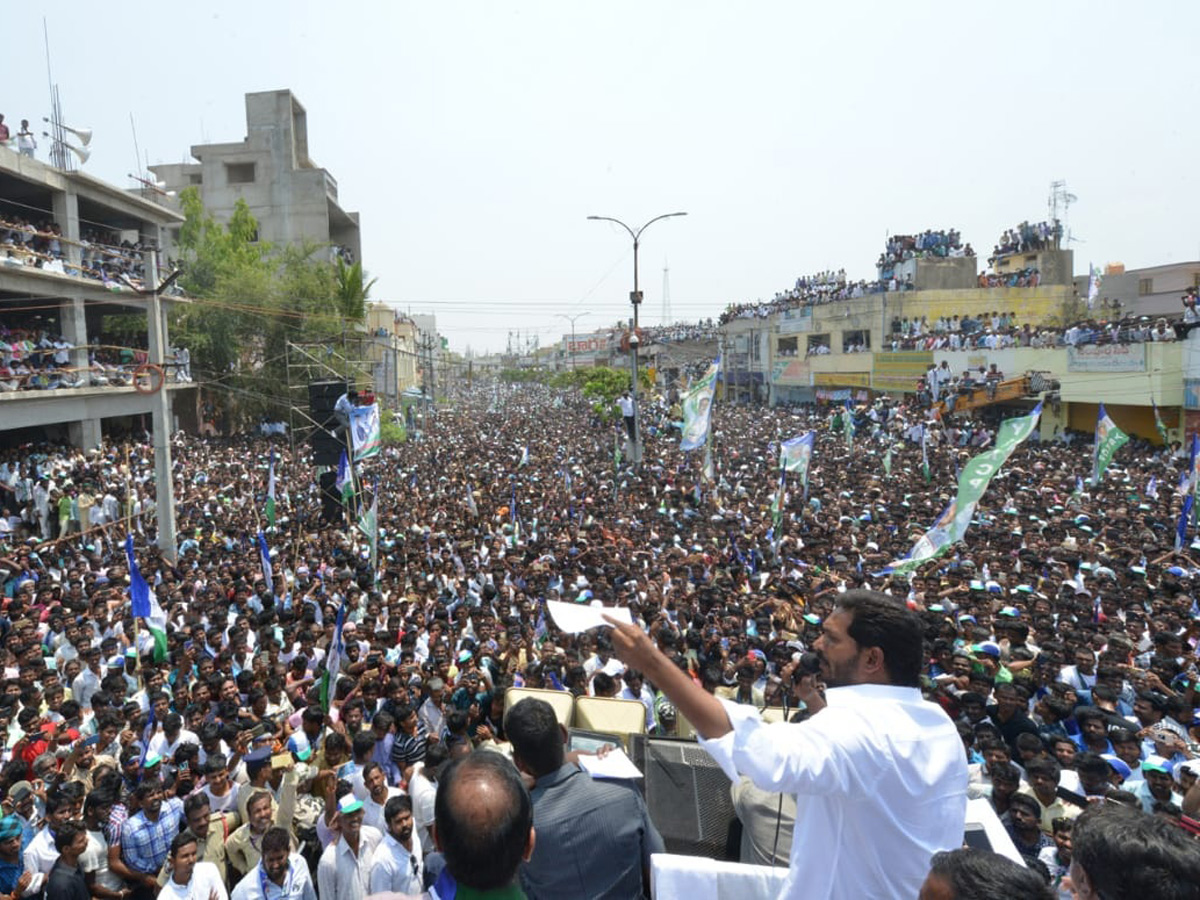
[556,311,591,370]
[586,212,686,465]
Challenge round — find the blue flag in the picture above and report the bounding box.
[125,535,168,663]
[1177,495,1194,551]
[258,531,274,596]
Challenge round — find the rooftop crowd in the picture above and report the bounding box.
[877,229,974,270]
[887,310,1182,352]
[990,221,1063,265]
[0,377,1196,898]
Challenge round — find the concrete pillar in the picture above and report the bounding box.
[144,251,177,562]
[59,296,89,383]
[51,188,81,268]
[67,419,102,449]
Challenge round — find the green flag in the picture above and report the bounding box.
[843,400,855,448]
[1091,403,1129,486]
[921,428,931,484]
[1153,399,1169,446]
[883,445,892,476]
[680,359,719,451]
[335,451,354,505]
[770,469,786,534]
[884,403,1043,574]
[350,403,382,461]
[357,483,378,578]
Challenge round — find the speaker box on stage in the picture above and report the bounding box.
[318,470,343,524]
[629,734,739,861]
[309,380,348,466]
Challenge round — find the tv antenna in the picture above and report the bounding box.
[1048,180,1079,245]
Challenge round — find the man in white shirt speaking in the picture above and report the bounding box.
[605,589,967,900]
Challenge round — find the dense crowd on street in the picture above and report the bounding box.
[0,377,1196,898]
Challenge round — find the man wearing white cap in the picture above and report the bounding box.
[316,794,381,900]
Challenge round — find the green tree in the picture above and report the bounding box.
[574,366,652,422]
[334,257,376,321]
[170,189,376,425]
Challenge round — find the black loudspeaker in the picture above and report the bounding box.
[629,734,739,860]
[318,471,343,524]
[309,380,348,466]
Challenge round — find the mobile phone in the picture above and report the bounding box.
[247,722,268,739]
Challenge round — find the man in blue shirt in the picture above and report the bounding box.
[113,778,183,900]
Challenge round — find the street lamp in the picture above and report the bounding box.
[556,311,591,370]
[586,212,687,464]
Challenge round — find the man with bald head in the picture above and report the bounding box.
[368,751,535,900]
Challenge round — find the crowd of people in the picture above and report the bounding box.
[0,321,165,392]
[878,229,974,269]
[978,268,1041,289]
[0,116,37,159]
[886,312,1182,353]
[991,220,1063,262]
[641,320,720,344]
[0,210,159,291]
[719,276,908,326]
[0,378,1195,898]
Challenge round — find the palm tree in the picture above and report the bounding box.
[334,255,376,322]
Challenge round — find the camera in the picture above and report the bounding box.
[792,651,822,683]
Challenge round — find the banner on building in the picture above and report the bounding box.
[1067,344,1145,373]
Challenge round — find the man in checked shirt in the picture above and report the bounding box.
[108,779,183,900]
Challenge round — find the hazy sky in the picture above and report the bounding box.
[8,2,1198,352]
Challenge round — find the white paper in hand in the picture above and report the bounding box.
[546,599,632,634]
[578,747,643,780]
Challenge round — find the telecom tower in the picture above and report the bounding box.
[1048,180,1078,246]
[661,262,671,325]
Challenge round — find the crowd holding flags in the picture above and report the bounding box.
[257,531,274,595]
[882,403,1043,574]
[770,468,786,545]
[1177,495,1194,551]
[1091,403,1129,485]
[1153,397,1170,446]
[125,535,168,663]
[1190,434,1200,498]
[264,447,277,529]
[358,479,379,579]
[780,432,815,497]
[1086,263,1103,308]
[320,602,346,711]
[336,450,355,504]
[680,358,719,451]
[350,402,382,460]
[921,426,931,484]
